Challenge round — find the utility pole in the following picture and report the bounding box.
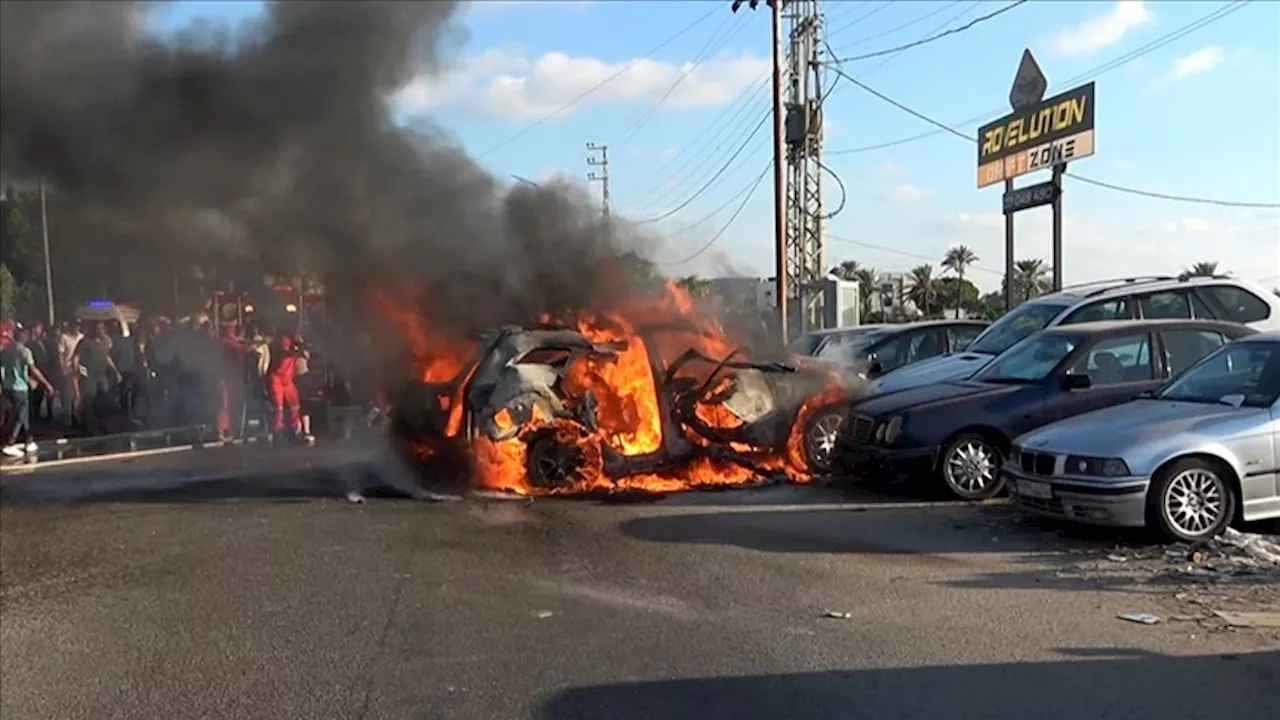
[733,0,789,343]
[38,176,55,325]
[586,142,610,223]
[784,0,825,338]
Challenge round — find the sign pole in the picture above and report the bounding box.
[1004,178,1016,311]
[1051,163,1065,291]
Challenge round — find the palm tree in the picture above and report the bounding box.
[906,264,937,318]
[831,260,861,280]
[1181,261,1219,279]
[940,245,979,318]
[850,267,876,316]
[1013,259,1051,302]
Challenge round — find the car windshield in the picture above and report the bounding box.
[808,328,892,361]
[1158,340,1280,408]
[967,300,1073,355]
[974,332,1080,383]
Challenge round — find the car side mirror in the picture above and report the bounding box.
[1137,389,1156,399]
[1060,372,1092,391]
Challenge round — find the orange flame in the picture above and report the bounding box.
[382,278,849,496]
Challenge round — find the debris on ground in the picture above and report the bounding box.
[1217,528,1280,566]
[1118,612,1161,625]
[1211,610,1280,629]
[822,610,852,620]
[533,610,555,619]
[345,491,365,504]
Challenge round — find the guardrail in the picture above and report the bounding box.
[37,425,219,461]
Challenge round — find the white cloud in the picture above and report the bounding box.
[395,46,769,121]
[888,184,931,203]
[879,160,907,176]
[1046,1,1153,56]
[464,1,593,17]
[1172,45,1224,78]
[660,146,679,160]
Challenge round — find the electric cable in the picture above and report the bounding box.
[617,73,771,208]
[629,110,772,224]
[477,4,721,158]
[826,1,1251,155]
[827,2,894,39]
[615,11,749,148]
[829,1,965,53]
[818,159,847,220]
[829,0,1028,63]
[825,62,1279,208]
[662,161,774,238]
[661,161,772,265]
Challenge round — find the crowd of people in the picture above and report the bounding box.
[0,313,317,458]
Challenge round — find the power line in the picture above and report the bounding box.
[662,160,772,238]
[827,233,1007,277]
[829,0,1028,63]
[825,63,1280,209]
[615,11,748,148]
[662,161,772,265]
[826,2,894,39]
[830,1,965,53]
[477,5,721,158]
[616,74,771,208]
[629,110,771,224]
[826,1,1251,156]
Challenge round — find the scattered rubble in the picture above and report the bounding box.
[1211,611,1280,629]
[1118,612,1161,625]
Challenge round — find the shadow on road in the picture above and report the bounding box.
[617,505,1074,555]
[534,650,1280,720]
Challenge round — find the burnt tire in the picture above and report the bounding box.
[801,406,846,474]
[1145,458,1236,543]
[937,433,1005,501]
[525,426,601,490]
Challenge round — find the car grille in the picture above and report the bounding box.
[1019,451,1056,476]
[847,414,874,443]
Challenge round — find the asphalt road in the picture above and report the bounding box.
[2,444,1277,720]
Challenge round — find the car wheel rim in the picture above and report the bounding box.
[1163,469,1225,537]
[945,441,997,494]
[805,414,843,469]
[530,441,583,487]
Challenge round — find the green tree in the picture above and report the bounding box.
[0,264,15,321]
[940,245,979,318]
[1180,261,1220,280]
[1011,258,1051,303]
[935,277,980,317]
[977,291,1006,321]
[906,264,938,318]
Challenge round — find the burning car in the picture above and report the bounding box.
[388,321,855,496]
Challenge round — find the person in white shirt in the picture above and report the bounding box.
[56,320,84,426]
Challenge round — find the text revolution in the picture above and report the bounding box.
[976,82,1096,188]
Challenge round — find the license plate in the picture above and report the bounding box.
[1015,480,1053,500]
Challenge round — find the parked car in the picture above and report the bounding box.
[866,275,1280,396]
[793,320,988,378]
[1006,332,1280,541]
[832,319,1257,500]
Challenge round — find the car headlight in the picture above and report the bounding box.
[873,423,886,443]
[881,416,903,445]
[1064,455,1131,477]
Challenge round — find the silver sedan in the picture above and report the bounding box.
[1004,332,1280,542]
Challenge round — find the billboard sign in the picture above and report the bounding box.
[977,82,1096,188]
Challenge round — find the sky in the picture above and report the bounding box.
[149,0,1280,293]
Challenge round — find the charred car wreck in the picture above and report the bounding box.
[391,324,853,492]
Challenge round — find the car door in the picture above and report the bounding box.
[1044,332,1160,422]
[1159,328,1230,378]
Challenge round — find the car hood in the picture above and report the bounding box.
[867,352,996,394]
[853,379,1016,417]
[1017,400,1263,456]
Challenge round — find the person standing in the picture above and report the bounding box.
[73,322,119,435]
[265,332,313,444]
[57,320,84,427]
[2,328,55,458]
[26,322,53,422]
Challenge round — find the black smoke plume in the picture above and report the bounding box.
[0,0,654,344]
